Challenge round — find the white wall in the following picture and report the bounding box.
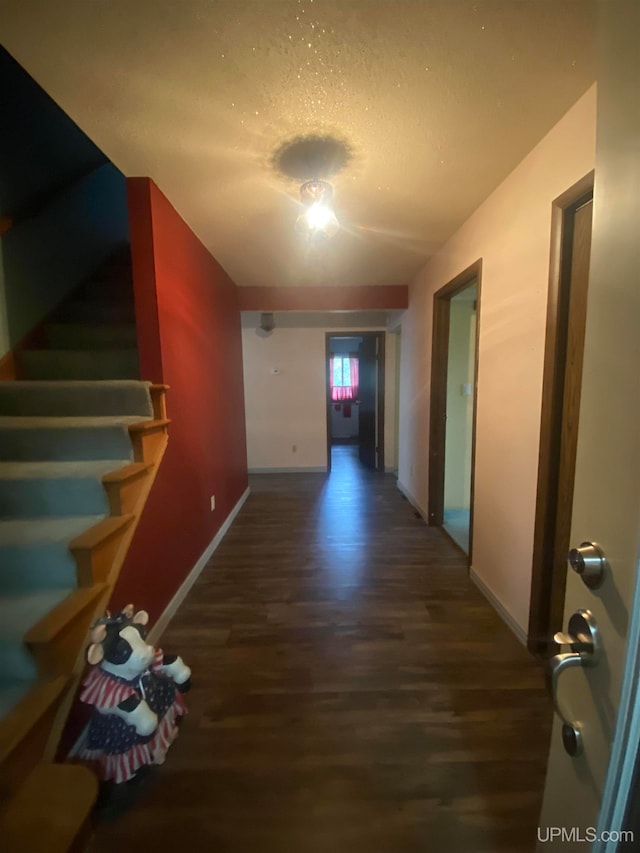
[398,85,597,637]
[242,322,396,471]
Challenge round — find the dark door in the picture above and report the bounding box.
[358,334,378,470]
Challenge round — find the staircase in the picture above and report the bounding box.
[0,248,169,847]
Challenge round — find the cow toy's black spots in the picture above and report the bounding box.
[78,604,191,784]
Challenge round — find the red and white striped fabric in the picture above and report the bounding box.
[81,697,186,784]
[79,650,187,784]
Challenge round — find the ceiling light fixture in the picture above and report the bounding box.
[295,180,339,242]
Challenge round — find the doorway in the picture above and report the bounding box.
[325,331,385,473]
[428,261,481,561]
[528,173,594,657]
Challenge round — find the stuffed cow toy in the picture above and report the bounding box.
[79,604,191,783]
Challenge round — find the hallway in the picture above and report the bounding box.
[90,455,552,852]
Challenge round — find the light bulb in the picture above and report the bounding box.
[295,180,340,241]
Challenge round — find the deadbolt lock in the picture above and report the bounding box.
[567,541,607,590]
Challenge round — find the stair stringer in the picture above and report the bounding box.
[42,418,169,764]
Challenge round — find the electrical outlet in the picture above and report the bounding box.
[210,495,216,511]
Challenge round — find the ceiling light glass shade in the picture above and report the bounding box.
[295,180,340,241]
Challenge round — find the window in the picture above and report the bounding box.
[330,355,359,401]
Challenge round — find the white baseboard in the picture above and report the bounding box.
[68,485,251,759]
[248,467,326,474]
[396,479,429,523]
[148,485,250,644]
[469,568,527,646]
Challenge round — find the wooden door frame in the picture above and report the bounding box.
[527,171,595,657]
[325,331,385,473]
[428,260,482,564]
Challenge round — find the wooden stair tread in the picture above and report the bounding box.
[128,417,170,433]
[69,513,134,550]
[25,584,107,645]
[102,461,152,483]
[0,676,69,764]
[0,763,98,853]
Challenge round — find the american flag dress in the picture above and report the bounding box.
[79,649,187,783]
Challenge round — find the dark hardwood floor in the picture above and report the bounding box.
[89,446,552,853]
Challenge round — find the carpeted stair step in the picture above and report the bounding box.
[58,300,136,324]
[0,380,153,418]
[19,349,139,381]
[0,515,105,592]
[0,590,73,680]
[0,460,131,519]
[44,323,137,350]
[0,415,149,462]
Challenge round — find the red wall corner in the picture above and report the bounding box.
[113,178,249,621]
[127,178,164,383]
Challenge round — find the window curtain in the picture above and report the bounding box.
[349,353,359,400]
[329,355,359,402]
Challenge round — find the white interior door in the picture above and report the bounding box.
[537,5,640,850]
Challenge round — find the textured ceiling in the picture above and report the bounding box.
[0,1,596,288]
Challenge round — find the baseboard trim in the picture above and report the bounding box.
[396,479,429,523]
[469,568,527,646]
[68,485,250,759]
[248,467,327,474]
[148,485,251,644]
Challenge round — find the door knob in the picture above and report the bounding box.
[567,541,607,589]
[550,609,599,757]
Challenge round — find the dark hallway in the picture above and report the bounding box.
[89,459,551,853]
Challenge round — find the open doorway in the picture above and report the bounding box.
[428,261,481,560]
[325,331,385,473]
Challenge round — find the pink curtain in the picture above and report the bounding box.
[330,355,359,401]
[349,354,359,400]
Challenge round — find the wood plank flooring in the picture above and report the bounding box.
[88,447,552,853]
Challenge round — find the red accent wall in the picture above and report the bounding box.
[112,177,249,620]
